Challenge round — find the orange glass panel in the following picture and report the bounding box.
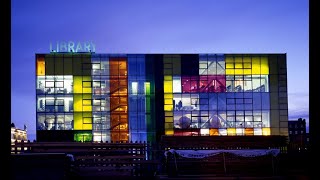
[109,57,128,142]
[209,129,219,136]
[245,128,254,136]
[37,56,45,75]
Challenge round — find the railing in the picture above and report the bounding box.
[165,151,279,177]
[11,137,309,178]
[11,140,162,177]
[160,135,295,177]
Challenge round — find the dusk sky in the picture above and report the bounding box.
[11,0,309,140]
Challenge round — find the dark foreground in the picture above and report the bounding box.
[10,152,310,180]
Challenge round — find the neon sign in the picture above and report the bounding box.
[50,41,96,52]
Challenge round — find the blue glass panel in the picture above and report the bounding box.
[252,93,262,110]
[235,93,244,99]
[209,93,218,110]
[261,93,270,110]
[218,93,226,110]
[244,104,253,110]
[128,55,147,142]
[236,104,245,111]
[243,92,253,98]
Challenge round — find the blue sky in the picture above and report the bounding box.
[11,0,309,140]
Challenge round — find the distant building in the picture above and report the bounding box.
[288,118,308,147]
[11,123,28,144]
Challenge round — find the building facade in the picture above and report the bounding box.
[11,127,28,144]
[36,53,288,142]
[288,118,308,146]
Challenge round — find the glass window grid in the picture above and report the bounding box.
[165,55,273,136]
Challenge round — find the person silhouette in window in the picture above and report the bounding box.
[178,100,183,110]
[44,119,48,130]
[71,120,74,130]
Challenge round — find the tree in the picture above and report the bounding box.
[11,123,15,128]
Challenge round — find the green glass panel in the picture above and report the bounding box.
[74,132,92,142]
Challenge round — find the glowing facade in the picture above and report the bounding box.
[36,53,288,142]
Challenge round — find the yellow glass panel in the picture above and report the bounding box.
[83,94,92,110]
[225,56,234,63]
[235,57,242,63]
[245,128,254,135]
[243,69,251,75]
[260,57,269,74]
[82,124,92,130]
[83,88,92,93]
[234,69,243,75]
[83,112,92,117]
[37,59,45,75]
[226,69,234,75]
[164,75,173,81]
[262,128,270,136]
[83,117,92,124]
[243,57,251,63]
[83,100,91,105]
[164,99,173,105]
[83,76,91,81]
[164,94,173,99]
[165,123,173,129]
[165,117,173,122]
[83,76,92,93]
[165,112,173,116]
[83,106,92,111]
[74,76,83,93]
[243,63,251,68]
[74,112,83,130]
[252,57,261,74]
[235,62,243,68]
[74,94,82,112]
[83,94,92,99]
[83,81,91,87]
[226,63,234,69]
[165,130,174,135]
[164,105,173,111]
[227,128,236,136]
[209,129,219,136]
[164,81,173,93]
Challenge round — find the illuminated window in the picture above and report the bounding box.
[262,128,270,135]
[92,63,100,70]
[254,128,262,135]
[37,56,45,75]
[200,129,209,136]
[219,129,227,136]
[144,82,150,94]
[45,81,54,88]
[173,76,181,93]
[132,82,138,95]
[236,128,244,135]
[55,81,64,88]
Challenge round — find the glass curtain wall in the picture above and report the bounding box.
[163,54,271,136]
